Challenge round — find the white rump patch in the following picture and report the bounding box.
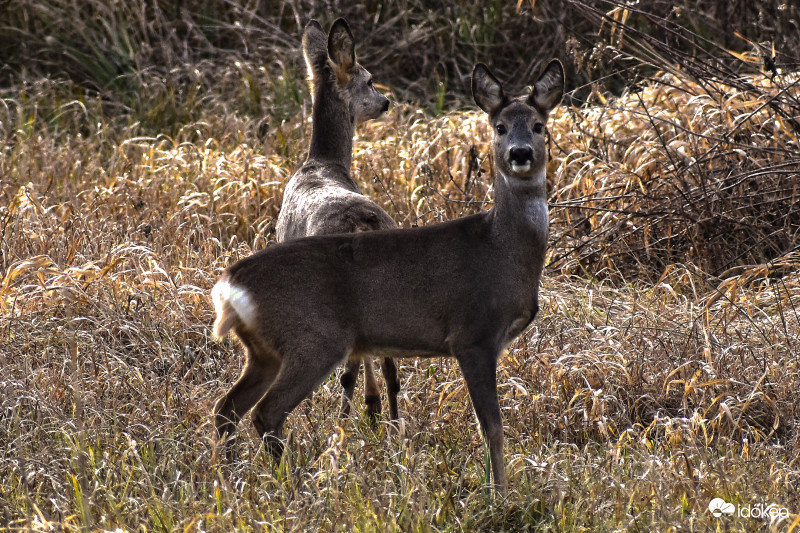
[211,279,258,336]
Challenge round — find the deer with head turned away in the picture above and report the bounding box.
[275,18,400,422]
[212,59,565,493]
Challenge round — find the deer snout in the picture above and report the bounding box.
[381,97,390,113]
[508,146,533,172]
[509,147,533,165]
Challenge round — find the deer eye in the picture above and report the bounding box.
[533,123,544,134]
[496,124,507,135]
[367,78,374,88]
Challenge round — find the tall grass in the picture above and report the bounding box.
[2,0,800,531]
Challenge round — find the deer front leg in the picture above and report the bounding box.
[381,357,400,421]
[363,357,382,421]
[339,358,362,418]
[456,347,507,495]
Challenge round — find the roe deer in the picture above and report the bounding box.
[212,59,565,492]
[275,18,399,421]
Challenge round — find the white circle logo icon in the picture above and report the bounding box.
[709,498,735,517]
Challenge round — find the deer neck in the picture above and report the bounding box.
[490,168,549,250]
[307,77,355,170]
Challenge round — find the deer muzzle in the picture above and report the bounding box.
[508,146,533,173]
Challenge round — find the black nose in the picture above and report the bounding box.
[382,98,390,112]
[509,147,533,165]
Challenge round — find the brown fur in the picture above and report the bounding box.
[275,19,397,421]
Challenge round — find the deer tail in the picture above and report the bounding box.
[211,277,258,338]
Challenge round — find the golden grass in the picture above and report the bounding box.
[548,71,800,279]
[1,67,799,531]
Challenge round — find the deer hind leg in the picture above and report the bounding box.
[363,358,382,421]
[339,354,390,422]
[380,357,400,421]
[213,334,281,442]
[339,358,362,418]
[252,344,347,459]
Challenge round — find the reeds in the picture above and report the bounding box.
[1,0,799,530]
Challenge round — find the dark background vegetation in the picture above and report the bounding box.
[3,0,800,102]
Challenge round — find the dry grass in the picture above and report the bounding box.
[548,71,800,280]
[2,1,800,531]
[3,88,799,531]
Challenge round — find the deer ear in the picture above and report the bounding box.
[472,63,505,116]
[302,20,328,79]
[328,18,356,79]
[528,59,564,116]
